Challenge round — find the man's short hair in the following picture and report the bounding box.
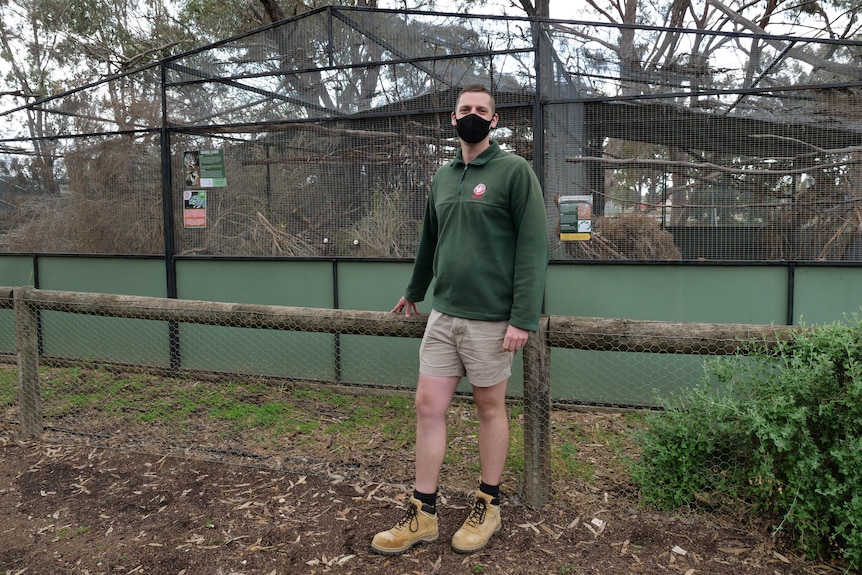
[456,84,496,113]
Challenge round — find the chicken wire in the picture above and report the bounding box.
[2,287,790,506]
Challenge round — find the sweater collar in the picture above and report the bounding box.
[453,140,500,167]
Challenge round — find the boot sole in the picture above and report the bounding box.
[451,524,501,554]
[370,534,439,556]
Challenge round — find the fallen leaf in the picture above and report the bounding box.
[718,547,750,555]
[335,554,355,565]
[585,517,606,537]
[517,521,542,533]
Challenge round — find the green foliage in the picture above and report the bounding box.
[557,442,595,481]
[632,384,757,511]
[55,525,92,540]
[633,316,862,569]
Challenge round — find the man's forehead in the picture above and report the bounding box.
[456,92,493,108]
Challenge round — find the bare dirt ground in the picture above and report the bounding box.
[0,415,853,575]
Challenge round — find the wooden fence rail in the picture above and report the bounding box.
[4,286,796,506]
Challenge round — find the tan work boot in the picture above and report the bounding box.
[451,490,501,553]
[371,497,439,555]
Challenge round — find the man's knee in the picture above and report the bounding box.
[415,374,459,419]
[473,382,508,418]
[415,393,447,420]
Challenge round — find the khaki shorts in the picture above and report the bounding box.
[419,310,514,387]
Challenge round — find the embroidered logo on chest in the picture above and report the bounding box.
[472,183,487,199]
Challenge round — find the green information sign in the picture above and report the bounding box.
[559,195,592,241]
[198,150,227,187]
[183,150,227,188]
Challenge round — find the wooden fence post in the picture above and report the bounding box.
[14,287,42,439]
[522,316,551,506]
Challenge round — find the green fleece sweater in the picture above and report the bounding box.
[405,141,549,332]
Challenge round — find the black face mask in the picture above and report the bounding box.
[455,113,493,144]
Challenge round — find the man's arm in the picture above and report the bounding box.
[508,161,550,332]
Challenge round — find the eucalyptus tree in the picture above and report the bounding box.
[544,0,862,227]
[0,0,192,199]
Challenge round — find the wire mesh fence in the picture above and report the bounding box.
[2,11,861,563]
[1,286,794,507]
[2,7,861,262]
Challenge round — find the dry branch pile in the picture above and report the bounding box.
[563,213,682,260]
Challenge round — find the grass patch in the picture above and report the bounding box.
[55,525,92,540]
[0,367,16,407]
[11,364,639,500]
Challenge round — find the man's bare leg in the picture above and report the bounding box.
[370,373,459,555]
[414,373,461,494]
[473,379,510,486]
[450,378,509,554]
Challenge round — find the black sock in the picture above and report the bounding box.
[479,482,500,505]
[413,489,437,513]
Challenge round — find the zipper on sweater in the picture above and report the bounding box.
[457,163,469,198]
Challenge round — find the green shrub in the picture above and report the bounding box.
[633,316,862,569]
[632,385,758,511]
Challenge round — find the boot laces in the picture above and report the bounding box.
[465,498,487,527]
[394,502,421,533]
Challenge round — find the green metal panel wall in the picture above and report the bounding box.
[34,257,169,365]
[177,324,337,381]
[40,314,173,366]
[37,256,166,296]
[545,264,788,323]
[4,255,862,404]
[549,349,710,406]
[175,259,333,306]
[545,264,789,405]
[0,310,13,355]
[0,256,36,354]
[0,255,35,287]
[792,267,862,325]
[175,259,337,378]
[336,262,421,388]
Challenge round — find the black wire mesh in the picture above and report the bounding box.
[1,7,861,261]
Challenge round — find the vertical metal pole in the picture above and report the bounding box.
[332,259,342,383]
[32,253,44,357]
[160,61,181,369]
[533,13,546,192]
[326,7,335,68]
[14,287,42,439]
[786,263,796,326]
[522,316,552,506]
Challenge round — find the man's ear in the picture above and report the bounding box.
[451,111,458,127]
[491,113,499,128]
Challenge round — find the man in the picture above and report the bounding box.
[371,84,549,555]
